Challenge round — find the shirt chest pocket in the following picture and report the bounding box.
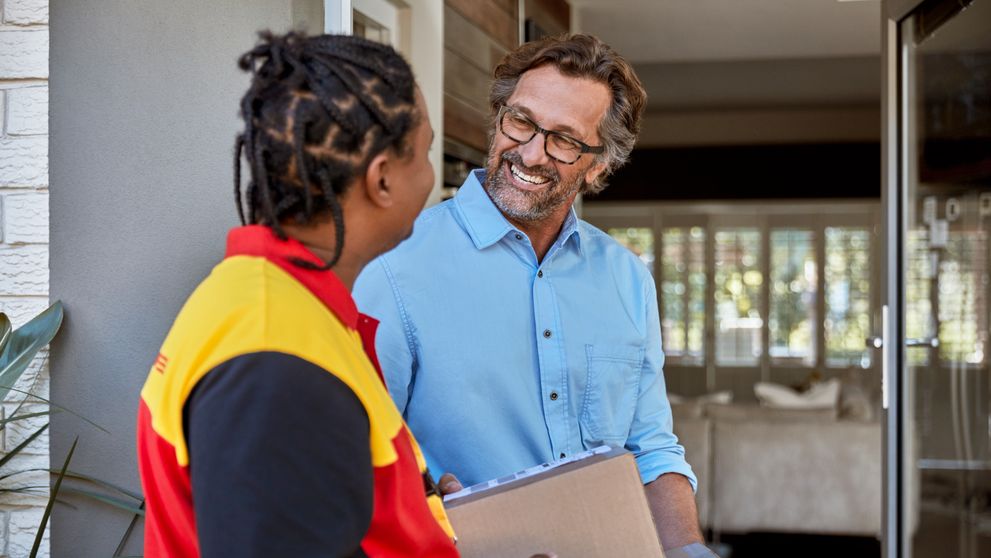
[579,344,644,446]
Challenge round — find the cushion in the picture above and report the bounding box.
[754,378,841,410]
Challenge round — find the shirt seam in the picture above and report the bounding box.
[378,257,419,367]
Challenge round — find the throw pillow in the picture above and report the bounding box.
[754,378,841,410]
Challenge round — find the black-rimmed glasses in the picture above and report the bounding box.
[497,105,604,165]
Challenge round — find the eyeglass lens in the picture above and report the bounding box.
[500,110,584,164]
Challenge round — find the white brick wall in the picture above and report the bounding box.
[3,0,49,25]
[6,87,47,136]
[0,30,48,79]
[0,0,50,556]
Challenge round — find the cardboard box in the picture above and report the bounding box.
[444,447,664,558]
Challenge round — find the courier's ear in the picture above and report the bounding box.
[363,151,395,209]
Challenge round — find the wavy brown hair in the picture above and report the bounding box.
[489,34,646,194]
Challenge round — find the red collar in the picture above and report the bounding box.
[225,225,360,330]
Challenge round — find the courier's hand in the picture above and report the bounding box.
[438,473,463,495]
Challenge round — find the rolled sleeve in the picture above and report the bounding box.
[625,277,698,492]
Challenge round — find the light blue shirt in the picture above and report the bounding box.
[354,170,696,490]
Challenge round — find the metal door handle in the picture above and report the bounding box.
[868,336,939,348]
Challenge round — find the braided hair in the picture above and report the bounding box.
[234,31,420,269]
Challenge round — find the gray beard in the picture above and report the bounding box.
[483,156,583,223]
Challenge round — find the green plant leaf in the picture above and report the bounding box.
[0,467,53,483]
[32,436,76,558]
[60,470,143,502]
[0,468,143,504]
[58,485,145,516]
[0,485,47,494]
[0,358,46,432]
[0,385,108,434]
[0,301,63,402]
[0,313,11,355]
[0,423,48,469]
[113,502,145,557]
[0,410,51,429]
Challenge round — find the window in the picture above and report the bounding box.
[660,227,705,364]
[714,228,763,366]
[769,229,817,366]
[906,227,934,365]
[606,227,655,273]
[584,202,879,375]
[824,227,872,368]
[937,230,987,364]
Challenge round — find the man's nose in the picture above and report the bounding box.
[518,132,551,168]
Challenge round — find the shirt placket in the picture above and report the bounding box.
[531,241,576,460]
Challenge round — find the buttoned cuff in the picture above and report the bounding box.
[634,450,698,493]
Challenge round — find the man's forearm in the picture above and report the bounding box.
[644,473,704,550]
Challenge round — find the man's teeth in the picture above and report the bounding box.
[510,164,550,185]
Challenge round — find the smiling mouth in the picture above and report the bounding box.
[505,161,552,188]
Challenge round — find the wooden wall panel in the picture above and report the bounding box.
[443,0,516,154]
[445,47,492,115]
[525,0,569,36]
[446,0,519,51]
[444,93,489,152]
[444,4,507,74]
[492,0,519,18]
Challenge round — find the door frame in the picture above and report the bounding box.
[881,3,905,556]
[881,1,978,556]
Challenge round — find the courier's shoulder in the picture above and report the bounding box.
[175,255,343,340]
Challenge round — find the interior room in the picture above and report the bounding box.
[439,0,989,556]
[1,1,986,556]
[578,1,884,555]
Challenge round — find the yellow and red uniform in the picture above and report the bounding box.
[137,225,457,557]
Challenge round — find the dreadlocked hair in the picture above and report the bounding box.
[234,31,420,269]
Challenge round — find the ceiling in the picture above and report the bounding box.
[571,0,884,111]
[572,0,882,63]
[636,56,880,110]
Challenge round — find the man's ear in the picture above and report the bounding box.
[583,159,608,187]
[363,151,393,208]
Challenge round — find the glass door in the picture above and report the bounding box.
[894,1,991,556]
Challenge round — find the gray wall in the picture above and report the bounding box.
[50,2,294,554]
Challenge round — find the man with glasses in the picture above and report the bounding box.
[355,34,710,556]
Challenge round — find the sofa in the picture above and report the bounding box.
[673,403,882,537]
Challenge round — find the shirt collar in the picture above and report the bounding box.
[454,169,583,255]
[224,225,360,330]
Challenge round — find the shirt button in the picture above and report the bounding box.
[560,453,566,459]
[543,329,552,338]
[515,233,523,240]
[537,270,543,278]
[549,391,559,401]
